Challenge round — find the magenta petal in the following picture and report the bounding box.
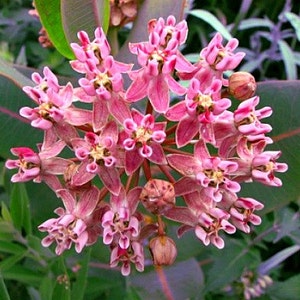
[108,94,131,124]
[71,161,96,186]
[98,165,121,196]
[57,189,76,212]
[126,70,148,102]
[167,154,198,175]
[125,148,143,175]
[148,143,167,165]
[173,176,198,196]
[93,99,109,132]
[165,101,187,121]
[148,74,170,113]
[176,116,199,147]
[76,186,100,217]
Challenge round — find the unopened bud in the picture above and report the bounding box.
[228,71,256,101]
[149,235,177,266]
[140,179,175,215]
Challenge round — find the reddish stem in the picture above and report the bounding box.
[155,266,175,300]
[142,159,152,181]
[158,164,176,183]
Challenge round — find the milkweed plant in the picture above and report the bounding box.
[1,1,299,300]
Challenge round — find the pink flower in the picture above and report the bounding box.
[195,207,236,249]
[70,27,111,69]
[121,109,167,174]
[5,141,70,192]
[234,96,272,136]
[230,197,264,233]
[166,77,231,146]
[38,186,100,255]
[102,186,141,249]
[71,121,122,195]
[110,241,144,276]
[21,80,73,130]
[168,141,240,202]
[125,16,194,113]
[251,151,288,186]
[200,32,245,72]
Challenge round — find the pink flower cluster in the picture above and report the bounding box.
[6,15,287,276]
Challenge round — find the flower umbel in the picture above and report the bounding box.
[6,15,287,277]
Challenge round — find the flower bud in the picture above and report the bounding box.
[228,71,256,101]
[140,179,175,215]
[149,235,177,266]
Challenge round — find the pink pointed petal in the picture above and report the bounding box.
[167,154,198,175]
[57,189,76,212]
[164,206,198,226]
[75,231,88,253]
[126,70,148,102]
[40,140,66,159]
[41,174,63,192]
[127,187,143,213]
[53,122,78,145]
[148,74,170,113]
[148,143,167,165]
[76,186,100,217]
[98,165,121,196]
[165,101,187,121]
[125,149,143,175]
[101,120,118,144]
[166,75,187,95]
[194,140,210,160]
[42,158,71,174]
[108,94,131,124]
[64,108,92,126]
[176,116,199,147]
[71,161,96,186]
[93,99,109,132]
[173,176,198,196]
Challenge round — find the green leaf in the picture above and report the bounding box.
[278,40,297,80]
[0,272,10,300]
[0,252,28,271]
[0,221,15,241]
[61,0,110,47]
[241,80,300,213]
[70,249,91,300]
[0,241,26,255]
[189,9,232,40]
[34,0,75,59]
[284,12,300,41]
[258,245,300,275]
[1,202,12,223]
[40,276,53,300]
[10,183,32,235]
[268,274,300,300]
[204,239,260,292]
[52,257,71,300]
[1,265,42,287]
